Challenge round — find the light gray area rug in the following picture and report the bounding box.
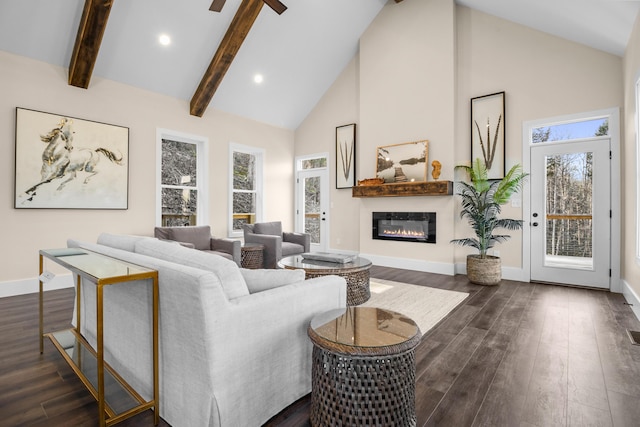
[362,279,469,334]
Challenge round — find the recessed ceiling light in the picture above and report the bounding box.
[159,34,171,46]
[254,74,264,84]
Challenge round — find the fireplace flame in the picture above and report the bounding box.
[382,228,426,238]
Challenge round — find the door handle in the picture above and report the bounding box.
[533,213,538,217]
[532,222,539,227]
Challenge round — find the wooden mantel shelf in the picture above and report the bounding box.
[352,181,453,198]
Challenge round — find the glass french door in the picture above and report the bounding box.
[530,138,610,288]
[296,168,329,252]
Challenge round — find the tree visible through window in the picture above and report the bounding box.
[532,118,608,143]
[230,144,263,234]
[161,139,198,226]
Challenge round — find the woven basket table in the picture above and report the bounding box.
[241,243,264,269]
[308,307,422,427]
[277,255,372,305]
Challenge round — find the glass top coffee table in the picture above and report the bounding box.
[308,307,422,426]
[277,255,372,305]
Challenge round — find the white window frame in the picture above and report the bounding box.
[156,128,209,227]
[228,142,264,238]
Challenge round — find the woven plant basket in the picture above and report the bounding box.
[466,254,501,286]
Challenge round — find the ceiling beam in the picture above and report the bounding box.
[210,0,226,12]
[263,0,287,15]
[68,0,113,89]
[190,0,264,117]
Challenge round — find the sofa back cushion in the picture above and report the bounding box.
[97,233,153,252]
[253,221,282,236]
[135,238,249,300]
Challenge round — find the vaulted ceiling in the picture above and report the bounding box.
[0,0,638,129]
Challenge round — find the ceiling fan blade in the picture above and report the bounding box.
[209,0,226,12]
[263,0,287,15]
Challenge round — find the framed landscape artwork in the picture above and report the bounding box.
[471,91,505,179]
[14,107,129,209]
[376,140,428,183]
[336,123,356,189]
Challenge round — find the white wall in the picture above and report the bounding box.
[358,0,457,266]
[295,57,361,251]
[456,6,623,269]
[623,12,640,312]
[0,51,294,289]
[295,0,624,277]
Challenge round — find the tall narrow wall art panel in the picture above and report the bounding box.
[336,123,356,189]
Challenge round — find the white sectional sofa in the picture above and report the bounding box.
[67,233,347,427]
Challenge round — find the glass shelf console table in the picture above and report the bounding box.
[39,248,159,426]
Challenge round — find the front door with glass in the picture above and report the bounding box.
[530,138,610,288]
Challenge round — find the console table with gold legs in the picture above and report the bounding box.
[39,248,159,427]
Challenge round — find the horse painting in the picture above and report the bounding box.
[21,117,124,204]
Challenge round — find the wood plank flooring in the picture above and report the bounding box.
[2,266,640,426]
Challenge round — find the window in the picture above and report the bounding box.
[157,129,208,226]
[300,157,327,169]
[532,117,608,143]
[229,143,264,237]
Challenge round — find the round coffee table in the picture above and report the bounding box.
[277,255,372,305]
[308,307,422,427]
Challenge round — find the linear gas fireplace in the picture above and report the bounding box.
[372,212,436,243]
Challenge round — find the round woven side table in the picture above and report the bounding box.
[308,307,422,427]
[241,243,264,269]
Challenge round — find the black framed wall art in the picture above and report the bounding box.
[471,91,505,179]
[336,123,356,189]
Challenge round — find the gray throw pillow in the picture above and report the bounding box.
[168,226,211,250]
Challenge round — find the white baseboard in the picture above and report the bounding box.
[360,253,455,276]
[621,278,640,323]
[0,274,73,299]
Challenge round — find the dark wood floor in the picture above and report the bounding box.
[2,266,640,426]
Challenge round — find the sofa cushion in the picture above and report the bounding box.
[282,242,304,257]
[97,233,154,252]
[240,268,305,293]
[253,221,282,236]
[167,226,212,251]
[203,249,233,261]
[135,238,249,299]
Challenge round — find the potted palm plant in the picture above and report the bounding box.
[451,159,527,285]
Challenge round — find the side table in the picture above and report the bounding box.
[39,248,159,426]
[241,243,264,269]
[308,307,421,427]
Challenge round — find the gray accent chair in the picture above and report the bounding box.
[243,221,310,268]
[154,225,241,266]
